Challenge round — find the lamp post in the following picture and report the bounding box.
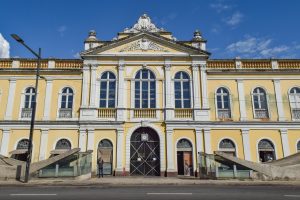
[11,34,41,183]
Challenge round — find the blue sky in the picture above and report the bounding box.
[1,0,300,59]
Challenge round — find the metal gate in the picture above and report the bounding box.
[130,127,160,176]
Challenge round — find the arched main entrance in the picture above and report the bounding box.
[98,139,113,175]
[258,139,276,162]
[177,139,193,176]
[130,127,160,176]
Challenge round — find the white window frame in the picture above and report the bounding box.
[56,86,76,120]
[174,71,191,109]
[288,87,300,121]
[99,71,117,108]
[251,87,270,119]
[134,69,156,109]
[19,86,36,120]
[215,87,232,119]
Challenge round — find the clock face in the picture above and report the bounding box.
[141,133,148,141]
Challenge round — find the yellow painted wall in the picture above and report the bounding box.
[173,129,197,172]
[210,129,245,159]
[8,129,41,162]
[249,129,283,162]
[92,129,117,172]
[287,130,300,154]
[46,129,79,159]
[0,80,9,120]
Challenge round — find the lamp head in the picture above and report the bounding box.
[11,34,24,43]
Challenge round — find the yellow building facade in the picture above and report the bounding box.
[0,14,300,176]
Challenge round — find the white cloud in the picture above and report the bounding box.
[210,2,232,13]
[224,11,243,26]
[57,25,67,36]
[73,52,80,58]
[226,35,293,58]
[0,33,10,58]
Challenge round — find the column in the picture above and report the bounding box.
[164,64,173,120]
[166,128,175,175]
[203,128,212,154]
[87,129,95,151]
[241,129,251,161]
[195,128,203,172]
[79,129,87,152]
[237,79,247,121]
[89,65,97,107]
[116,128,124,172]
[117,64,125,121]
[280,129,290,157]
[200,64,209,109]
[39,129,48,160]
[273,79,286,121]
[43,79,53,120]
[192,65,201,109]
[5,78,17,120]
[130,80,135,119]
[81,65,89,107]
[0,129,10,156]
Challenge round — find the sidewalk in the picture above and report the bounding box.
[0,177,300,187]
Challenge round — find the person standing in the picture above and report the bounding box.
[98,158,104,178]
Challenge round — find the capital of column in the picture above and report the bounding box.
[280,129,288,135]
[236,79,243,84]
[9,78,17,83]
[83,64,90,70]
[117,128,124,134]
[200,64,206,71]
[164,64,171,71]
[166,128,173,135]
[203,128,210,133]
[241,128,249,135]
[41,128,49,134]
[192,64,200,71]
[273,78,280,84]
[2,128,10,133]
[195,128,202,134]
[118,64,125,71]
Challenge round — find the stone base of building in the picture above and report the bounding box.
[166,171,178,177]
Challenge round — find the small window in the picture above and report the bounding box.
[219,139,236,156]
[252,87,269,118]
[55,139,71,150]
[24,87,36,109]
[216,87,231,119]
[289,87,300,120]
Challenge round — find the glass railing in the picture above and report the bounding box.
[38,152,92,178]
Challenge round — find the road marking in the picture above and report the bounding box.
[284,195,300,198]
[10,194,57,196]
[147,193,192,195]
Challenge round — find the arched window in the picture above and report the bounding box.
[174,72,191,108]
[135,69,156,108]
[24,87,36,109]
[61,87,73,109]
[289,87,300,120]
[252,87,269,118]
[55,139,71,150]
[59,87,73,118]
[99,72,116,108]
[216,87,231,119]
[17,139,29,150]
[258,139,275,162]
[219,139,236,156]
[297,141,300,152]
[21,87,36,118]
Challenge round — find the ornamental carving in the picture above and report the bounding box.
[123,14,164,33]
[120,38,169,52]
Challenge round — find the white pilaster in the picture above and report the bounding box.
[39,129,48,161]
[5,79,17,120]
[0,129,10,156]
[273,79,286,121]
[117,64,125,121]
[43,79,53,120]
[192,64,201,109]
[166,128,175,172]
[12,60,20,68]
[280,129,290,157]
[130,80,135,119]
[87,129,94,151]
[241,129,251,161]
[195,128,203,154]
[203,128,212,154]
[116,128,124,171]
[237,79,247,121]
[79,129,87,152]
[81,65,89,107]
[200,64,209,109]
[89,65,97,107]
[164,64,174,120]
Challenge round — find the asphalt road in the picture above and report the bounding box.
[0,185,300,200]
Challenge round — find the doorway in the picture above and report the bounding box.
[177,139,193,176]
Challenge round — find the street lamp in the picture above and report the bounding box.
[11,34,41,183]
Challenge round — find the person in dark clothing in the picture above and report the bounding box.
[98,158,104,178]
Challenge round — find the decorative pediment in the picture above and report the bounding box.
[123,14,165,33]
[119,38,169,52]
